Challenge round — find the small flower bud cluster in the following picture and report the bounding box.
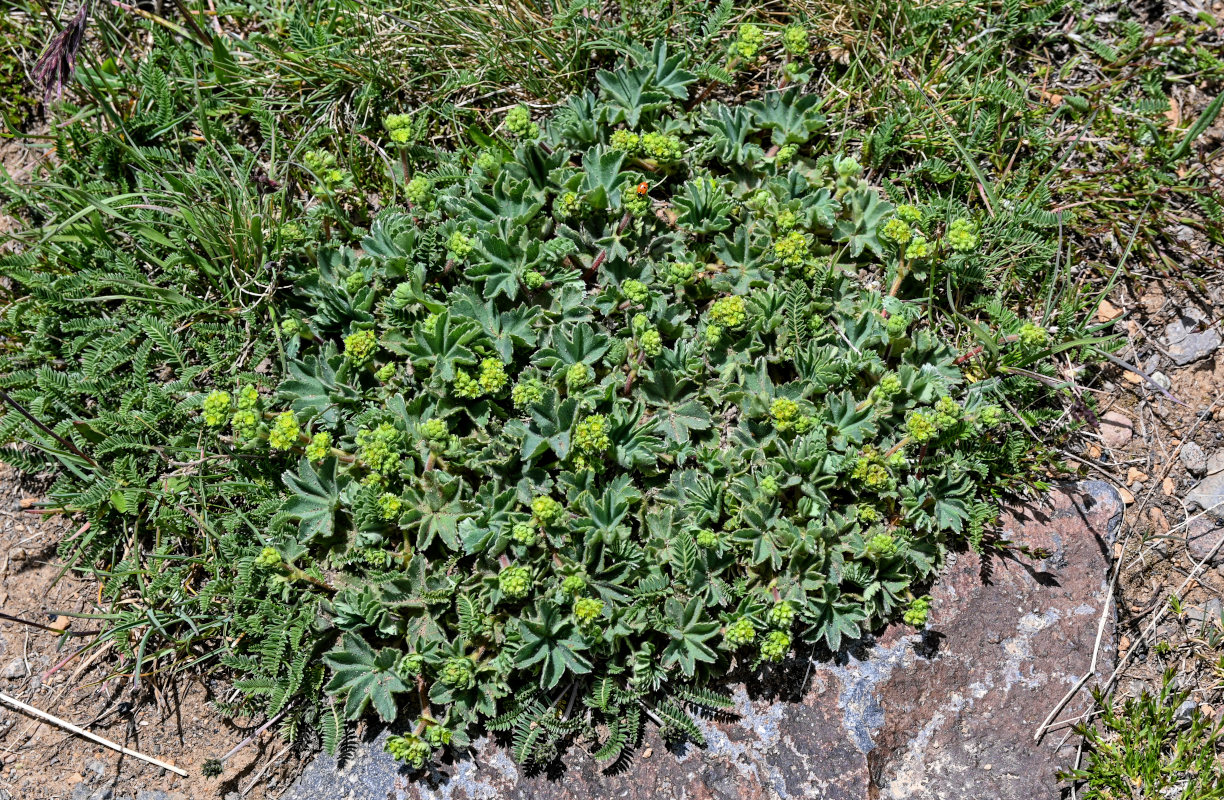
[574,414,611,455]
[723,616,756,647]
[344,329,378,366]
[511,378,545,410]
[903,595,932,627]
[269,411,301,451]
[760,630,791,662]
[774,230,810,267]
[532,495,563,526]
[505,105,540,139]
[770,397,801,432]
[357,422,402,475]
[565,362,594,391]
[573,597,604,625]
[378,492,402,521]
[405,175,432,206]
[641,132,683,163]
[622,279,649,305]
[305,431,332,462]
[946,219,977,252]
[447,230,474,260]
[709,295,747,328]
[731,23,765,60]
[383,113,415,145]
[498,565,531,600]
[203,390,232,427]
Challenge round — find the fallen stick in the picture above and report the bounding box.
[0,692,188,777]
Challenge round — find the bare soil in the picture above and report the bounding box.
[0,465,306,800]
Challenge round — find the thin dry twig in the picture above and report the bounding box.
[0,692,188,776]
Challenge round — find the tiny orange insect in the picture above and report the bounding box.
[636,181,649,195]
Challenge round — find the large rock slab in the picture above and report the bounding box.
[285,483,1120,800]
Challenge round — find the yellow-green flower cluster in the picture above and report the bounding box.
[767,601,795,628]
[934,395,962,430]
[895,204,923,223]
[511,521,536,546]
[760,630,791,662]
[478,358,508,394]
[639,329,662,357]
[610,130,640,153]
[697,529,720,548]
[731,23,765,60]
[439,656,475,688]
[1018,322,1048,347]
[622,279,649,304]
[511,378,545,410]
[419,417,448,445]
[709,295,747,328]
[383,113,414,145]
[852,456,890,489]
[532,495,563,526]
[378,492,402,520]
[255,546,282,568]
[230,384,261,438]
[269,411,300,451]
[406,175,432,206]
[498,565,531,600]
[565,361,594,390]
[903,595,931,627]
[641,132,683,163]
[202,390,231,427]
[574,414,611,454]
[881,217,912,245]
[305,431,332,462]
[505,105,540,139]
[447,231,474,260]
[723,616,756,647]
[554,191,585,219]
[782,24,809,55]
[344,329,378,366]
[866,532,898,559]
[573,597,604,625]
[905,410,938,443]
[376,363,396,382]
[905,236,931,260]
[667,261,696,284]
[357,422,402,474]
[774,230,810,267]
[770,397,800,432]
[776,209,798,231]
[874,372,902,403]
[386,734,430,769]
[946,219,977,252]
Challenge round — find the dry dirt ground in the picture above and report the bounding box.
[0,466,306,800]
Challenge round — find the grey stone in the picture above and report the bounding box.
[89,790,114,800]
[1099,411,1133,450]
[1186,516,1224,564]
[1187,476,1224,522]
[86,758,107,777]
[71,784,92,800]
[1162,316,1221,366]
[1174,699,1196,723]
[285,484,1121,800]
[136,792,168,800]
[1150,371,1171,391]
[1,659,28,679]
[1181,442,1208,476]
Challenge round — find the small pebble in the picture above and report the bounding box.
[1181,442,1208,476]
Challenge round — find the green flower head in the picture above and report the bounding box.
[202,390,232,427]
